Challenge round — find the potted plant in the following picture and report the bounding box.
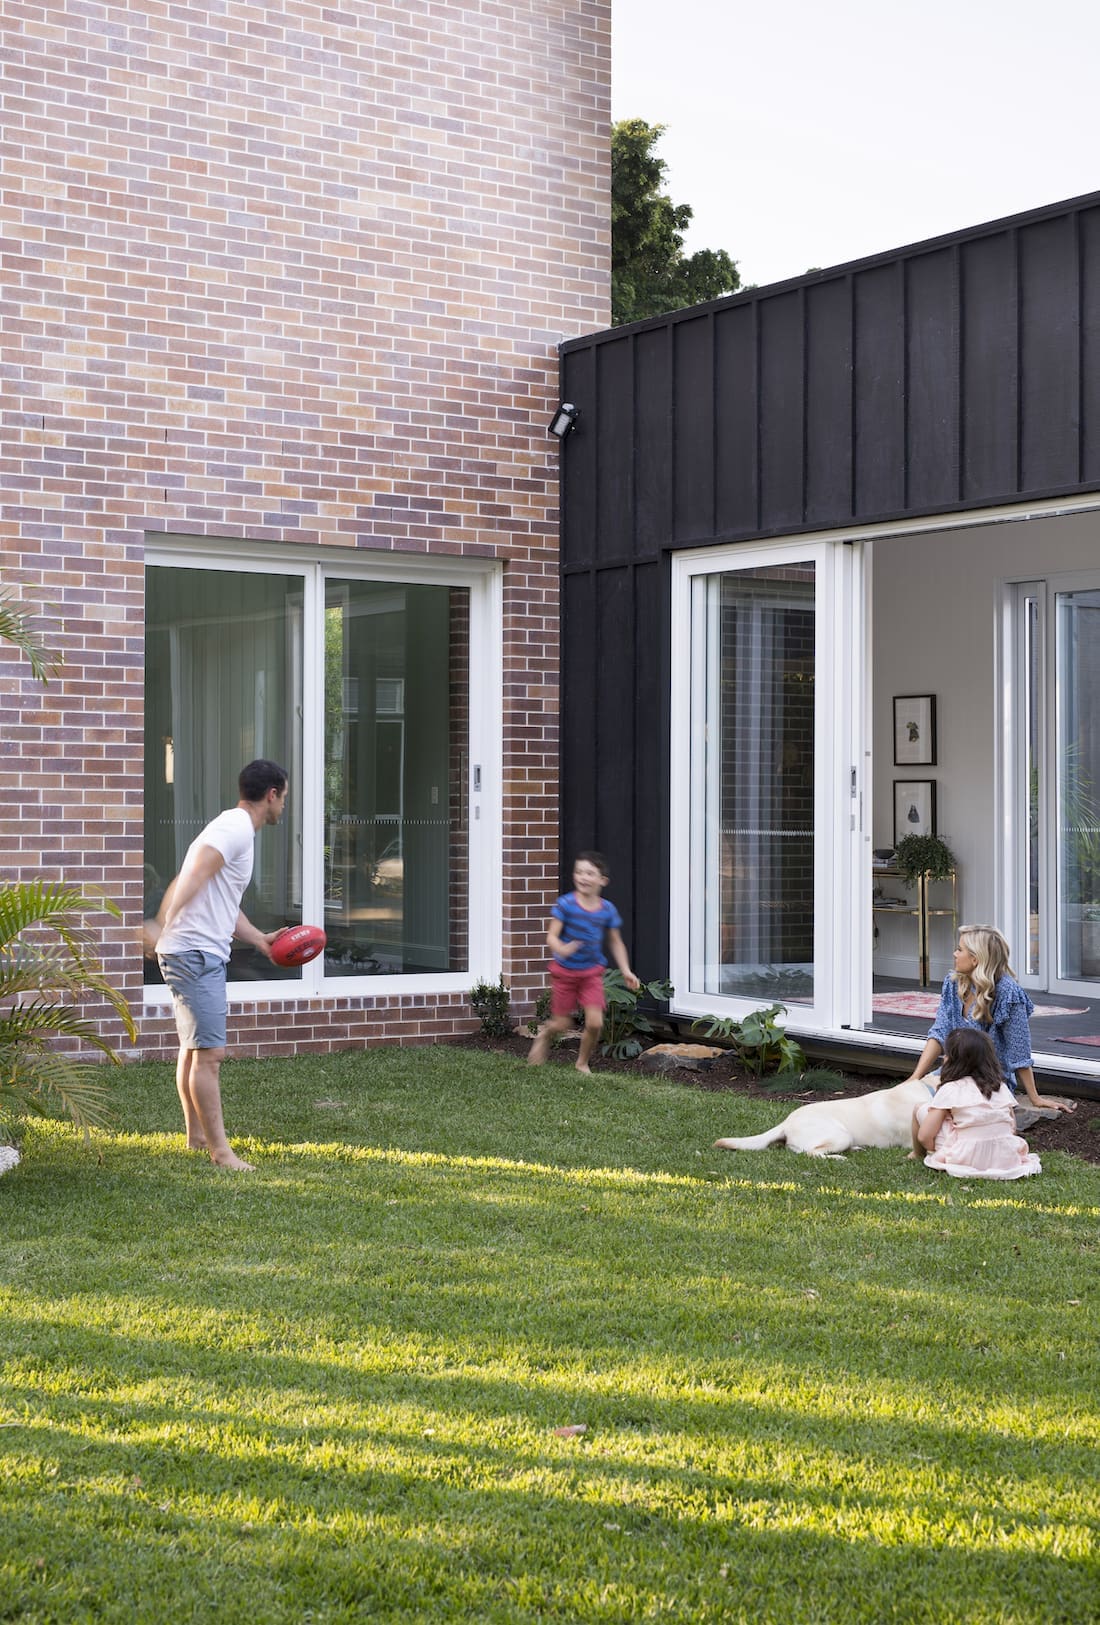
[892,832,957,888]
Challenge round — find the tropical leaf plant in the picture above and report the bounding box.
[599,969,674,1059]
[0,587,61,682]
[0,880,136,1133]
[694,1002,806,1078]
[0,586,132,1142]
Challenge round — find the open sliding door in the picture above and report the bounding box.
[670,537,868,1034]
[1009,574,1100,995]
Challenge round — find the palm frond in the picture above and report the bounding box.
[0,1045,114,1131]
[0,999,128,1058]
[0,588,62,682]
[0,879,120,954]
[0,883,135,1043]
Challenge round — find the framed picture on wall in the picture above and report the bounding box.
[893,694,936,765]
[894,780,936,843]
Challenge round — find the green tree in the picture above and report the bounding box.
[0,588,135,1139]
[612,119,740,326]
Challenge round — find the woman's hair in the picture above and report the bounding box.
[940,1026,1004,1097]
[953,923,1014,1026]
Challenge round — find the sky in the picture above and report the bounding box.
[612,0,1100,291]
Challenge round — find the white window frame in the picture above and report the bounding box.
[143,535,502,1005]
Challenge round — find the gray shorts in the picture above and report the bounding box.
[158,950,228,1050]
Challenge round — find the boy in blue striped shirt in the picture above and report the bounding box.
[528,851,640,1074]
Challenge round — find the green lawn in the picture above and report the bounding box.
[2,1047,1098,1623]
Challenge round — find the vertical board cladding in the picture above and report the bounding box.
[629,556,669,982]
[1019,215,1081,493]
[1,0,611,1057]
[672,314,715,542]
[1084,206,1100,488]
[715,301,758,537]
[757,292,805,533]
[853,262,905,519]
[558,191,1100,985]
[559,567,598,884]
[633,325,674,555]
[595,337,635,563]
[593,565,635,890]
[560,343,599,571]
[961,232,1019,502]
[906,248,960,512]
[804,277,853,525]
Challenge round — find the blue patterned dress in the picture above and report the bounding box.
[927,973,1034,1089]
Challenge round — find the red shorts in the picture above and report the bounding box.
[549,960,606,1016]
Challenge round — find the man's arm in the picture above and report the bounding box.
[160,845,224,929]
[232,911,278,960]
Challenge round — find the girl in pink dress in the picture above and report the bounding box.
[913,1027,1041,1180]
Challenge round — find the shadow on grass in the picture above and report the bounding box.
[3,1398,1095,1625]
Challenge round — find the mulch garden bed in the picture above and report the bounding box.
[446,1029,1100,1166]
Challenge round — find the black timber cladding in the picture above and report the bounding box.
[556,191,1100,981]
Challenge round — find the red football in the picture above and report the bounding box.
[270,924,326,967]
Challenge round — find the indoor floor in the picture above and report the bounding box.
[870,974,1100,1074]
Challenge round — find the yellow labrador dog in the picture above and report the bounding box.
[714,1076,935,1158]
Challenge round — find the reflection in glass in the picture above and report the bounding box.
[690,565,815,1003]
[1056,589,1100,981]
[144,568,302,985]
[322,580,469,976]
[1024,595,1040,977]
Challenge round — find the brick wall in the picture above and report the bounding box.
[0,0,610,1058]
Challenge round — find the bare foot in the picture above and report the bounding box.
[906,1150,920,1160]
[210,1149,255,1172]
[575,1063,591,1075]
[528,1033,550,1066]
[187,1137,208,1151]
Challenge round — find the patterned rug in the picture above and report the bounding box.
[872,992,943,1018]
[873,992,1089,1019]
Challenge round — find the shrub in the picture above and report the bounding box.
[469,976,514,1039]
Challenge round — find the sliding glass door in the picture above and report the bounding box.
[670,539,867,1031]
[1011,576,1100,992]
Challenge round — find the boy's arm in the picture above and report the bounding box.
[547,917,576,957]
[606,928,639,990]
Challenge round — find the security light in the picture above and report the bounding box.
[547,402,580,440]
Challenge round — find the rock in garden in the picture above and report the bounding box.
[639,1043,724,1073]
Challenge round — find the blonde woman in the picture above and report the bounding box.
[903,924,1076,1114]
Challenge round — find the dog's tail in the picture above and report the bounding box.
[713,1123,787,1152]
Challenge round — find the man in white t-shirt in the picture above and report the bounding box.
[154,759,288,1171]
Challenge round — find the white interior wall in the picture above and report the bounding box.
[871,508,1100,980]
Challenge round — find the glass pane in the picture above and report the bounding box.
[1056,588,1100,981]
[323,580,469,976]
[144,568,303,985]
[690,563,815,1002]
[1024,595,1040,977]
